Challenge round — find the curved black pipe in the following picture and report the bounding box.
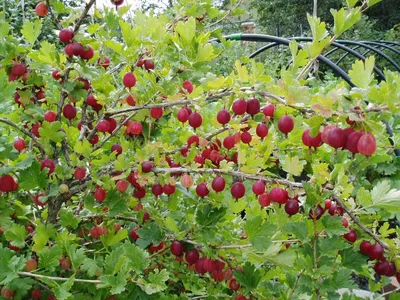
[293,37,400,72]
[361,41,400,56]
[221,34,355,87]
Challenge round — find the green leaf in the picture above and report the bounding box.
[18,160,48,190]
[319,236,351,257]
[341,248,368,272]
[164,216,179,233]
[367,0,382,7]
[139,269,169,295]
[346,0,359,8]
[233,262,262,290]
[136,223,164,249]
[39,246,63,272]
[103,189,128,216]
[283,222,309,242]
[0,69,17,113]
[331,268,356,289]
[120,21,136,47]
[74,140,92,158]
[369,180,400,211]
[331,8,361,36]
[196,203,227,228]
[308,116,324,137]
[99,271,129,294]
[244,216,275,250]
[281,156,306,177]
[53,275,75,300]
[123,242,150,273]
[60,210,79,229]
[81,258,101,277]
[66,244,85,270]
[235,60,249,83]
[39,121,65,143]
[101,229,128,248]
[21,19,43,45]
[349,56,375,89]
[175,17,196,44]
[104,246,126,275]
[321,215,349,237]
[307,14,327,40]
[0,21,9,39]
[4,224,27,248]
[32,223,57,253]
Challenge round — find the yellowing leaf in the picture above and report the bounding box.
[281,156,306,177]
[349,57,375,89]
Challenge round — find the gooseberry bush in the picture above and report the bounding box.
[1,0,400,299]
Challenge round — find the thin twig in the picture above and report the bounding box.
[332,195,389,250]
[105,100,191,117]
[289,269,305,296]
[73,0,96,34]
[17,272,101,284]
[205,0,243,29]
[0,118,45,155]
[45,0,62,30]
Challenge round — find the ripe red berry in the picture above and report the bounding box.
[35,2,48,16]
[241,131,252,144]
[111,0,124,6]
[25,258,38,272]
[386,262,397,277]
[89,134,99,145]
[126,121,143,135]
[12,64,26,77]
[212,177,225,192]
[223,136,235,149]
[359,241,372,256]
[74,167,86,180]
[263,104,275,117]
[258,193,271,207]
[59,28,74,43]
[1,287,14,299]
[152,183,163,196]
[345,131,363,154]
[196,182,209,198]
[144,60,155,71]
[188,112,202,128]
[232,98,247,115]
[59,257,71,270]
[278,115,294,134]
[130,227,140,240]
[285,199,300,216]
[231,182,245,199]
[342,218,349,228]
[229,278,240,291]
[325,199,332,209]
[133,187,146,199]
[327,127,346,149]
[98,56,110,69]
[52,69,62,80]
[302,129,323,148]
[369,243,384,260]
[177,107,190,123]
[81,45,94,60]
[116,180,129,193]
[185,248,200,264]
[97,120,110,133]
[90,226,104,239]
[252,180,265,195]
[14,138,26,152]
[183,80,194,94]
[71,42,84,56]
[309,205,325,220]
[195,258,207,274]
[170,241,184,256]
[217,109,231,125]
[63,104,77,120]
[65,43,74,57]
[44,111,57,122]
[150,108,163,119]
[256,123,269,139]
[269,187,288,204]
[246,98,260,116]
[374,260,390,276]
[40,159,56,174]
[163,184,176,196]
[343,229,357,243]
[141,161,153,173]
[94,187,107,202]
[32,289,42,299]
[0,175,17,193]
[111,144,122,156]
[187,135,199,147]
[357,133,376,156]
[123,72,136,88]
